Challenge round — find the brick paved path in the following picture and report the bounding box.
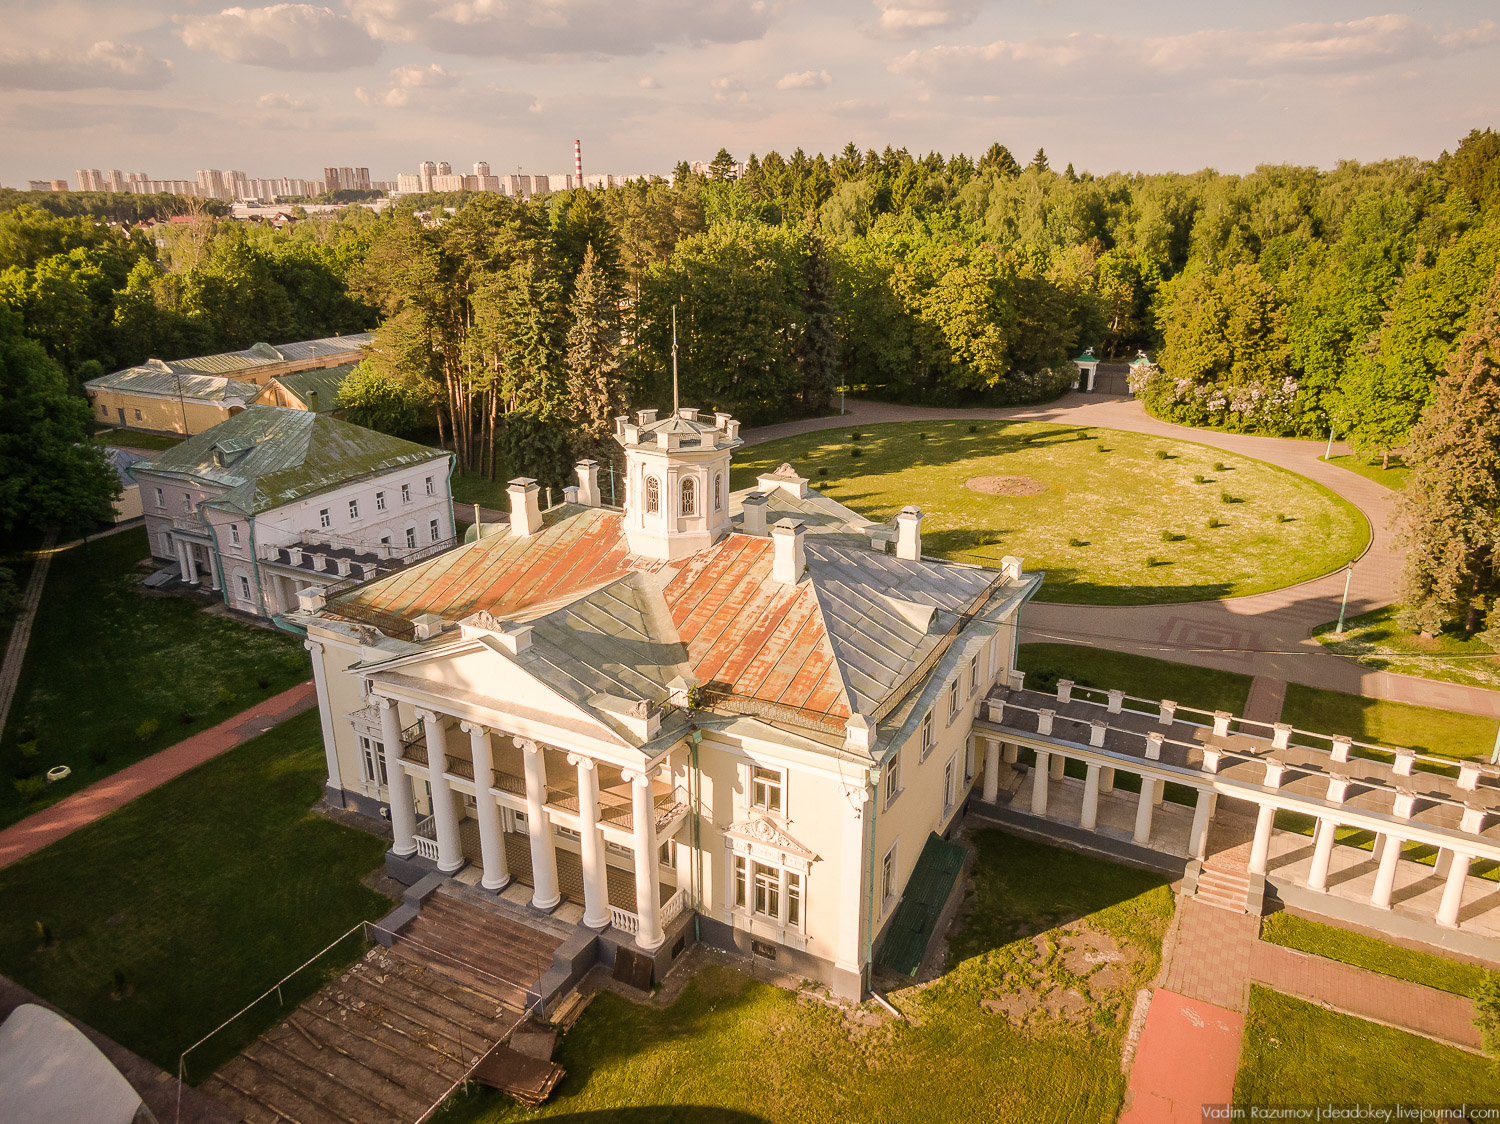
[0,681,316,870]
[0,528,57,743]
[1120,989,1244,1124]
[1160,899,1261,1012]
[1249,941,1482,1050]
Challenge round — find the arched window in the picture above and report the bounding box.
[681,476,696,516]
[714,473,723,510]
[645,476,660,514]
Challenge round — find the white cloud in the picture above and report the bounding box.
[178,5,380,71]
[0,41,172,91]
[344,0,773,60]
[638,75,661,89]
[871,0,980,40]
[356,62,457,106]
[257,92,317,110]
[776,68,831,90]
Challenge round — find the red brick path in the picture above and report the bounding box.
[1161,898,1261,1013]
[1120,989,1245,1124]
[1249,941,1482,1050]
[0,681,316,870]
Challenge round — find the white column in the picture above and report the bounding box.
[1080,763,1101,831]
[378,697,416,856]
[207,549,222,591]
[1189,790,1216,860]
[982,739,1000,803]
[1248,803,1276,876]
[1048,753,1065,781]
[1436,851,1472,928]
[1371,833,1403,910]
[521,741,561,910]
[1002,742,1018,765]
[1133,777,1156,845]
[462,723,509,890]
[1307,818,1337,892]
[179,539,200,585]
[568,753,610,929]
[836,784,871,977]
[303,640,343,796]
[418,710,464,873]
[1032,750,1050,817]
[1099,767,1115,794]
[625,768,664,950]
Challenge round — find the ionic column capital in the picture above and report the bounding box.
[621,767,652,788]
[374,694,397,712]
[567,752,597,771]
[459,720,487,737]
[303,638,322,654]
[519,738,541,755]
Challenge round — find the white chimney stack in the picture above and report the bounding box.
[507,477,543,537]
[895,506,923,561]
[771,518,806,584]
[575,459,600,507]
[741,491,769,535]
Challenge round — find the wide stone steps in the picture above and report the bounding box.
[1194,865,1251,914]
[392,891,562,1008]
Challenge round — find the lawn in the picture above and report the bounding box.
[436,831,1175,1124]
[1280,682,1499,761]
[736,420,1369,605]
[450,470,515,511]
[1324,452,1410,490]
[1260,912,1493,997]
[1235,987,1498,1105]
[92,430,184,452]
[1018,642,1253,716]
[0,527,310,829]
[0,709,393,1076]
[1313,604,1500,690]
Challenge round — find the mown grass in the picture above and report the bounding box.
[1260,912,1493,997]
[735,420,1369,605]
[0,527,309,829]
[1018,642,1253,716]
[92,430,184,452]
[1235,987,1499,1105]
[1314,604,1500,690]
[436,831,1174,1124]
[0,710,393,1076]
[1324,452,1410,490]
[1280,682,1499,761]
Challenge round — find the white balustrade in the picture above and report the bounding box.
[609,905,640,934]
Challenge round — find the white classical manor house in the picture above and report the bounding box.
[134,406,455,620]
[293,406,1038,997]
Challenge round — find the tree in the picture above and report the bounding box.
[0,305,118,540]
[339,361,432,436]
[1393,269,1500,636]
[977,143,1020,178]
[709,149,737,181]
[563,244,626,456]
[796,233,840,413]
[1029,148,1049,174]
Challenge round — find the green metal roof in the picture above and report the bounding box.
[875,832,966,977]
[84,365,259,403]
[265,365,357,412]
[1072,350,1097,363]
[134,405,449,514]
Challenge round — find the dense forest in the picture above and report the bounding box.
[3,128,1500,528]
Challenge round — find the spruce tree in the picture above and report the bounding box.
[796,232,840,414]
[1394,268,1500,636]
[563,244,625,459]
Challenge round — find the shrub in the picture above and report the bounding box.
[1208,516,1224,529]
[1155,449,1169,460]
[850,447,863,458]
[177,710,195,725]
[35,921,54,948]
[1096,444,1109,453]
[1193,474,1205,484]
[13,776,45,802]
[216,686,238,707]
[256,675,271,690]
[1214,462,1227,472]
[1476,973,1500,1058]
[968,424,979,434]
[1161,530,1184,543]
[1145,555,1165,568]
[18,739,39,760]
[135,717,160,742]
[918,433,928,441]
[1220,491,1235,504]
[849,432,862,440]
[1274,513,1288,524]
[89,745,109,766]
[816,467,828,477]
[1068,537,1085,548]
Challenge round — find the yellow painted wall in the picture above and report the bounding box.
[89,390,235,436]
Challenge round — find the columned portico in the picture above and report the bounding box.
[520,740,561,910]
[417,709,464,874]
[624,768,664,950]
[1133,777,1156,844]
[1032,750,1050,817]
[304,639,343,798]
[1437,851,1473,928]
[982,738,1000,803]
[1307,816,1338,893]
[568,753,611,930]
[1248,804,1276,876]
[378,697,417,856]
[461,722,510,891]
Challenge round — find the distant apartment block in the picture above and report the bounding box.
[323,167,372,192]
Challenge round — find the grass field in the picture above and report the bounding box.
[1280,682,1499,760]
[1260,913,1493,997]
[1017,643,1254,716]
[436,831,1174,1124]
[92,430,183,452]
[1235,987,1498,1105]
[1314,605,1500,690]
[0,527,310,829]
[0,710,392,1075]
[1324,452,1410,490]
[736,420,1369,605]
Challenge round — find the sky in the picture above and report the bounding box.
[1,0,1497,186]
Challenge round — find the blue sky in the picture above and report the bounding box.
[1,1,1496,186]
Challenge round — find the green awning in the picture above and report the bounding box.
[875,831,966,977]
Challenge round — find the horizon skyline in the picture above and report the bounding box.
[2,2,1498,187]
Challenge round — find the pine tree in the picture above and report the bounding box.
[1029,148,1049,174]
[1394,268,1500,636]
[563,244,625,458]
[796,232,840,414]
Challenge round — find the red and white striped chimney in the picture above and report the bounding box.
[574,139,582,188]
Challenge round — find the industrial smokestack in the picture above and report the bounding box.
[574,139,583,188]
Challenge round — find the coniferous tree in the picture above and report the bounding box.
[1029,148,1049,174]
[1394,269,1500,636]
[563,244,625,457]
[796,232,840,413]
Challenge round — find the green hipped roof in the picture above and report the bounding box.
[265,365,357,411]
[135,405,448,515]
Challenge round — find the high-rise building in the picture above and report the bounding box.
[436,161,452,176]
[322,166,372,193]
[75,169,104,191]
[418,161,436,193]
[473,161,490,178]
[105,170,126,192]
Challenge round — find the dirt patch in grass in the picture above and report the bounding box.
[978,924,1138,1036]
[964,474,1047,497]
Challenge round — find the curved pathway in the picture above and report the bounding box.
[744,393,1500,719]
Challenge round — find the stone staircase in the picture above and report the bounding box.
[1193,863,1252,914]
[203,890,565,1124]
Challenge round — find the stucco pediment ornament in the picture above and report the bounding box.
[468,610,500,631]
[725,816,819,863]
[772,463,799,477]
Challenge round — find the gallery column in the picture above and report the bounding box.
[520,740,561,910]
[568,753,611,929]
[624,768,664,950]
[417,708,464,873]
[461,722,509,891]
[377,696,417,856]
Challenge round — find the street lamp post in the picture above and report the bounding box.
[1334,564,1354,637]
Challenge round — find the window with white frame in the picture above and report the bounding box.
[881,842,898,908]
[645,475,661,513]
[359,736,389,786]
[947,680,959,723]
[237,574,252,601]
[425,475,434,496]
[348,498,359,520]
[319,507,331,528]
[375,490,386,511]
[229,524,240,546]
[429,518,440,542]
[659,838,676,867]
[714,473,723,510]
[884,750,902,808]
[154,488,164,508]
[134,409,142,420]
[751,766,784,815]
[181,493,191,512]
[943,756,957,815]
[101,403,108,416]
[968,655,979,697]
[681,476,696,516]
[731,854,804,931]
[405,527,416,549]
[401,482,411,503]
[920,710,934,758]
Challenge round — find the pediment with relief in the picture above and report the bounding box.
[724,816,819,863]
